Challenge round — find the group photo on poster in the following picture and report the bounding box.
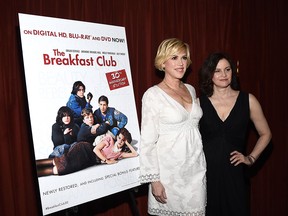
[18,13,140,215]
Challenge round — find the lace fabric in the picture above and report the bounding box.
[148,207,205,216]
[139,173,160,183]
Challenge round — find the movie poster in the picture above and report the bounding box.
[18,13,140,215]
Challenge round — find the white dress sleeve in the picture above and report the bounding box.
[139,87,161,183]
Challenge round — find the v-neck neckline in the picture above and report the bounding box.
[207,91,241,123]
[156,85,193,113]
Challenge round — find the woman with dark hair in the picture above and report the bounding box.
[36,128,138,177]
[66,81,93,126]
[199,52,239,97]
[198,52,272,216]
[49,106,80,158]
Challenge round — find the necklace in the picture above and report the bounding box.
[163,80,192,104]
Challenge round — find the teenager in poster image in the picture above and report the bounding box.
[36,127,138,177]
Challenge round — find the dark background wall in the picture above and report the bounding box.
[1,0,287,215]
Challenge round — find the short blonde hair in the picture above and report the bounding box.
[154,38,191,71]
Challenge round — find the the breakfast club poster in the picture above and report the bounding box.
[18,13,140,215]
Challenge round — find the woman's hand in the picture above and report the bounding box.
[230,151,251,166]
[87,92,93,102]
[151,181,167,204]
[63,128,72,135]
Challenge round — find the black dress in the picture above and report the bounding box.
[199,91,250,216]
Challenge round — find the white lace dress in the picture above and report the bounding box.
[139,84,206,216]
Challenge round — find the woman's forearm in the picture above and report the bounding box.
[125,142,138,156]
[93,147,107,161]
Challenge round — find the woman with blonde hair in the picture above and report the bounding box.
[139,38,206,215]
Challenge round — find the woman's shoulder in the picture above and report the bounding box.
[52,122,60,129]
[184,83,196,92]
[142,85,161,99]
[67,94,76,101]
[145,85,159,92]
[247,92,260,107]
[100,134,114,146]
